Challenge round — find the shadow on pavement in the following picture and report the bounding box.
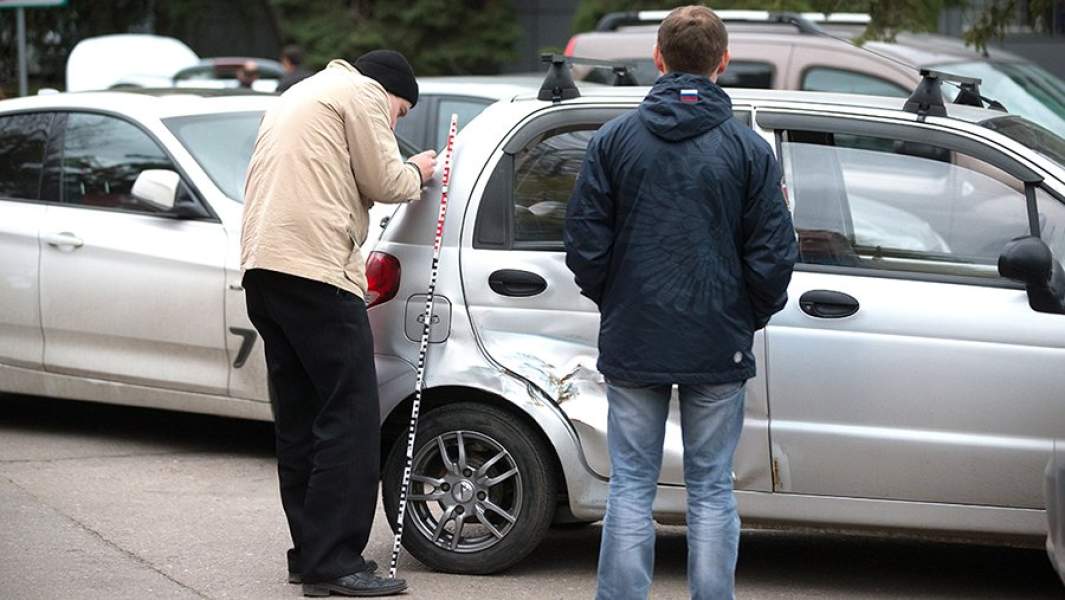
[0,393,275,458]
[516,523,1062,598]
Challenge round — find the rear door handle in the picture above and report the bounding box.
[488,269,547,297]
[799,290,859,318]
[43,232,84,250]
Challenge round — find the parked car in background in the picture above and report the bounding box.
[66,34,198,91]
[397,76,549,151]
[0,84,473,421]
[565,11,1065,134]
[173,58,284,93]
[0,88,276,418]
[367,73,1065,574]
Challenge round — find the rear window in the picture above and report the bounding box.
[801,67,909,97]
[585,59,774,88]
[0,112,52,201]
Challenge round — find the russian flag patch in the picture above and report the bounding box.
[680,89,699,103]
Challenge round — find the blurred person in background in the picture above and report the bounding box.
[277,44,312,93]
[237,60,260,89]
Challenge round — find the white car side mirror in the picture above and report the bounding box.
[132,169,181,211]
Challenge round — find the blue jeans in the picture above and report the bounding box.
[595,380,746,600]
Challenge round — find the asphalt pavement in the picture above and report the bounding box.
[1,393,1061,599]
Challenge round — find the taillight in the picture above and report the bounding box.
[563,35,577,57]
[365,251,401,308]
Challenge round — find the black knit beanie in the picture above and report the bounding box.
[354,50,419,107]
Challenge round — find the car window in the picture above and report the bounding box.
[801,67,909,97]
[0,112,52,201]
[434,98,492,150]
[781,130,1031,279]
[164,111,261,202]
[61,113,177,213]
[513,127,596,244]
[584,60,773,88]
[718,61,774,89]
[508,113,755,247]
[930,61,1065,135]
[394,99,428,150]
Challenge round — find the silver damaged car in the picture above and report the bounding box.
[369,74,1065,574]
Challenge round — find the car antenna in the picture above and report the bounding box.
[777,13,1009,117]
[538,53,638,104]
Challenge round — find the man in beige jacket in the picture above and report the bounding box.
[241,50,435,598]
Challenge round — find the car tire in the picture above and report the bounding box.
[382,402,558,574]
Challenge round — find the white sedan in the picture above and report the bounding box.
[0,90,276,419]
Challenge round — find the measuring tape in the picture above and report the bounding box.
[388,113,459,580]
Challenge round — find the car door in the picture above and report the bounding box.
[459,106,775,491]
[0,111,55,370]
[763,111,1065,508]
[38,111,229,394]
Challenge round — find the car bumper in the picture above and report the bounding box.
[1048,441,1065,585]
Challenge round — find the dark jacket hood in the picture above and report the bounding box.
[638,72,733,142]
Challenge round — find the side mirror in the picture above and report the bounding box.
[999,236,1065,314]
[132,169,180,211]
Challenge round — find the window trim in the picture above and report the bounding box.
[759,111,1043,183]
[799,65,911,98]
[50,108,219,222]
[795,262,1024,290]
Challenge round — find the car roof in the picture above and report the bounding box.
[512,85,1006,125]
[0,89,276,120]
[417,76,539,100]
[418,75,609,101]
[571,28,1028,67]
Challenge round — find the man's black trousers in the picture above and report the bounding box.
[243,268,379,583]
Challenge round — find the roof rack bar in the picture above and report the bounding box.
[903,68,997,120]
[537,53,637,102]
[595,9,839,34]
[799,12,871,24]
[538,54,580,103]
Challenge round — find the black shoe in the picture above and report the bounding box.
[290,561,378,584]
[302,571,406,597]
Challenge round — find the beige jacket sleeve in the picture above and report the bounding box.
[342,83,424,205]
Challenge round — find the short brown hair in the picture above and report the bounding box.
[657,6,728,76]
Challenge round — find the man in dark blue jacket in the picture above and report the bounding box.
[564,6,797,599]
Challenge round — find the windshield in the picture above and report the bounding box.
[982,115,1065,169]
[165,111,423,202]
[930,61,1065,134]
[164,111,263,202]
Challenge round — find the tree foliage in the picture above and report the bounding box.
[268,0,521,75]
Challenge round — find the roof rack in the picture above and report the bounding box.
[594,10,868,33]
[537,54,638,103]
[903,69,1007,120]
